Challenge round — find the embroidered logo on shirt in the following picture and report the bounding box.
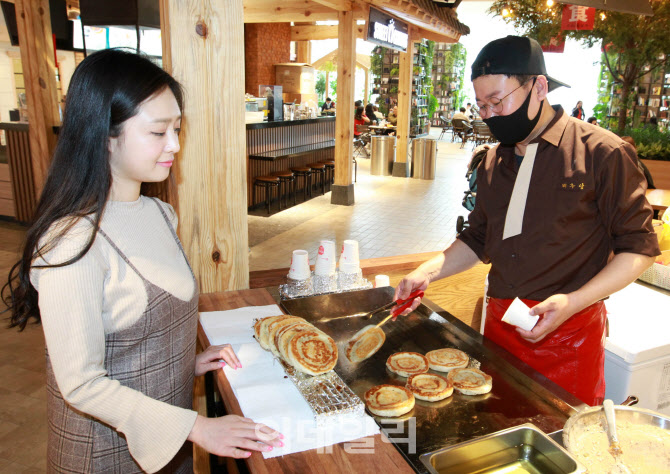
[561,182,585,191]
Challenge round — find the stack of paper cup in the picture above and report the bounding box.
[338,240,360,274]
[288,250,311,281]
[313,240,338,293]
[375,275,391,288]
[286,249,313,297]
[314,240,337,276]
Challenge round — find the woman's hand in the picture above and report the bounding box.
[188,415,283,458]
[195,344,241,376]
[516,294,575,343]
[392,269,431,316]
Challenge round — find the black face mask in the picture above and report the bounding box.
[483,78,543,146]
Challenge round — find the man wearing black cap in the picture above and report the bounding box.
[394,36,659,406]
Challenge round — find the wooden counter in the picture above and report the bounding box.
[250,252,491,331]
[198,288,413,473]
[246,117,335,208]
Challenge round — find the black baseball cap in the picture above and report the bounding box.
[471,36,570,92]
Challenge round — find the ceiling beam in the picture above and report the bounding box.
[243,0,367,23]
[311,0,353,10]
[291,23,366,41]
[367,0,461,42]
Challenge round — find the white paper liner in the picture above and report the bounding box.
[501,297,539,331]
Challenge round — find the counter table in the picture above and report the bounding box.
[246,117,335,208]
[0,122,35,221]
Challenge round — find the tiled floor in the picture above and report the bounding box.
[0,129,473,472]
[249,129,472,270]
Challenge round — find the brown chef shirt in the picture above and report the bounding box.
[458,106,661,301]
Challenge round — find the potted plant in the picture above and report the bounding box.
[427,94,439,132]
[626,125,670,188]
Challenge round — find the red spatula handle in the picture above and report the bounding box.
[391,290,424,319]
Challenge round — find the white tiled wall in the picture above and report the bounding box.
[0,45,18,122]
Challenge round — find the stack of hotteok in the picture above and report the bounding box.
[254,315,338,376]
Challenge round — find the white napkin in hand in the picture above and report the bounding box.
[501,297,539,331]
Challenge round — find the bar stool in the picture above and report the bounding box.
[308,162,327,195]
[253,176,280,214]
[290,166,312,201]
[322,160,335,190]
[271,170,296,208]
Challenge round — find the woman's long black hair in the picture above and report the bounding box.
[2,49,183,330]
[354,106,365,121]
[364,103,376,123]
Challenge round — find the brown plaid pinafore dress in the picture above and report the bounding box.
[45,199,198,473]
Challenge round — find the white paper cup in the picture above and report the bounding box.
[288,249,311,280]
[339,262,361,274]
[501,297,539,332]
[339,240,360,267]
[314,240,337,276]
[375,275,391,288]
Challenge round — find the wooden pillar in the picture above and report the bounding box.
[393,30,416,177]
[295,21,313,64]
[296,41,311,63]
[364,67,369,104]
[331,10,355,206]
[161,0,249,292]
[325,71,330,99]
[14,0,60,198]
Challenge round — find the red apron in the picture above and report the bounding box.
[485,297,606,406]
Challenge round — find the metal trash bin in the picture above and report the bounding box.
[370,135,396,176]
[423,137,437,180]
[411,138,426,179]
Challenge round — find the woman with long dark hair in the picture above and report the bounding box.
[2,49,281,473]
[571,100,584,120]
[353,105,370,136]
[364,103,378,125]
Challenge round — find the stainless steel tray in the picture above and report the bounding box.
[280,287,583,474]
[420,423,586,474]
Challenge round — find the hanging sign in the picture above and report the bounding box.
[561,4,596,31]
[541,35,565,53]
[366,7,409,52]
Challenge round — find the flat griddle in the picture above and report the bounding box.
[279,286,584,473]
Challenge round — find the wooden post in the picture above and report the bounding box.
[296,40,311,63]
[14,0,60,198]
[364,67,369,104]
[393,30,416,178]
[331,10,355,205]
[294,21,313,64]
[325,70,330,99]
[161,0,249,292]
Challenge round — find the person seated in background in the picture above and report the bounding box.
[451,107,473,141]
[354,106,370,136]
[354,106,371,152]
[465,102,477,120]
[621,136,656,190]
[452,107,471,124]
[587,116,598,126]
[354,100,363,108]
[321,97,335,112]
[387,106,398,125]
[365,103,379,125]
[373,105,384,121]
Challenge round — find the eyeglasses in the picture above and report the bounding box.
[477,77,536,117]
